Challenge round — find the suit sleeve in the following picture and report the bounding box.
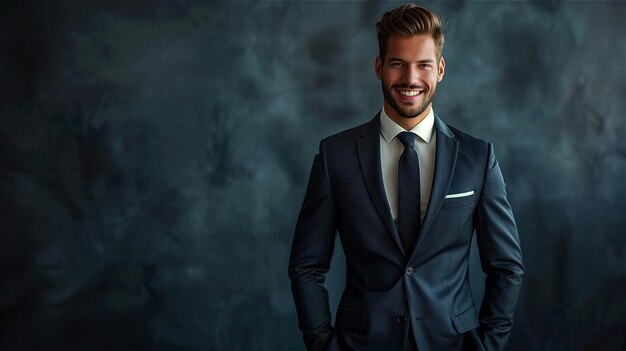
[474,142,524,351]
[288,140,338,351]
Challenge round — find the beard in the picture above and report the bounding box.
[381,79,436,119]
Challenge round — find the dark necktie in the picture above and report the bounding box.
[397,131,421,255]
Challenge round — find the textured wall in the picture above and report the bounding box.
[1,1,624,350]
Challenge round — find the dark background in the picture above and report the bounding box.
[1,1,624,350]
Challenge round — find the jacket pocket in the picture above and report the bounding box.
[442,194,475,208]
[451,305,480,333]
[335,304,366,330]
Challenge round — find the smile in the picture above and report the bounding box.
[396,88,423,97]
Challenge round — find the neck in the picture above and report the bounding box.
[384,103,432,131]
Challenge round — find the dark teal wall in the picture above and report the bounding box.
[1,1,624,350]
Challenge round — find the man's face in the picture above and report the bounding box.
[375,34,445,122]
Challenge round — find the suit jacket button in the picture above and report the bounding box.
[406,266,414,276]
[396,316,407,324]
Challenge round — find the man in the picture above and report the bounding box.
[288,4,523,351]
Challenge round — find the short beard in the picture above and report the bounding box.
[381,81,435,119]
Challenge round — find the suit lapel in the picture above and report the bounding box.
[356,113,407,257]
[410,114,458,257]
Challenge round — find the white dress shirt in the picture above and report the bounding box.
[380,106,437,223]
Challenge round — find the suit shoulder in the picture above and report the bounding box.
[447,124,488,144]
[324,121,369,141]
[444,123,498,167]
[447,124,492,151]
[320,120,370,149]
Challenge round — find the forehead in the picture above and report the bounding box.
[385,34,437,60]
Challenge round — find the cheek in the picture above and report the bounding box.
[383,69,403,82]
[426,73,440,86]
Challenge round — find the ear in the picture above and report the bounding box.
[375,55,383,80]
[437,56,445,82]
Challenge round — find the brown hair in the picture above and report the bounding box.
[376,3,445,61]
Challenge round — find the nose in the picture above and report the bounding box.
[403,65,420,86]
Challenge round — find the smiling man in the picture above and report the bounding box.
[288,4,523,351]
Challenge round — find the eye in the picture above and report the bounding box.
[420,63,432,69]
[390,62,404,67]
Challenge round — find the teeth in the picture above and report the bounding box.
[398,90,422,96]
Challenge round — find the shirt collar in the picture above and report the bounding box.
[380,106,435,144]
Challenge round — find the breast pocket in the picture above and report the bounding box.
[442,193,475,208]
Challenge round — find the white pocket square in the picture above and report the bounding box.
[445,190,474,199]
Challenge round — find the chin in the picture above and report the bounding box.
[398,112,420,119]
[398,105,429,119]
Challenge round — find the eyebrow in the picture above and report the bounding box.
[387,58,435,64]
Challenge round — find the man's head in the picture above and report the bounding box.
[375,4,446,127]
[376,4,445,62]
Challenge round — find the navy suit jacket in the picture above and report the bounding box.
[288,113,524,351]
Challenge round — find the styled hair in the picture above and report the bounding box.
[376,3,445,61]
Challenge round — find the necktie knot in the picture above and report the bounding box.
[397,132,416,149]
